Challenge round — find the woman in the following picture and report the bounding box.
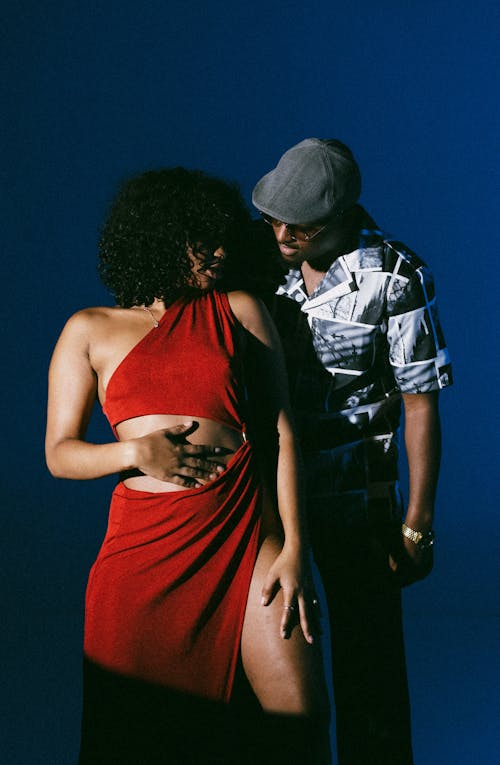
[45,168,329,763]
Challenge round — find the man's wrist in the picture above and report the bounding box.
[402,523,435,550]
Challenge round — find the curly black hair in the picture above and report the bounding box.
[98,167,251,307]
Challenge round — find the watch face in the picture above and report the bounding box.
[402,523,435,548]
[418,530,435,549]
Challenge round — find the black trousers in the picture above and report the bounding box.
[310,509,414,765]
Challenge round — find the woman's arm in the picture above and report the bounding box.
[45,310,134,479]
[228,291,315,643]
[45,311,222,485]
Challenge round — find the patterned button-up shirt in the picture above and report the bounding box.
[270,225,452,525]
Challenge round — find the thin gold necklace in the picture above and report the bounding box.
[142,305,159,328]
[132,304,160,328]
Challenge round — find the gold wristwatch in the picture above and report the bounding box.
[402,523,435,550]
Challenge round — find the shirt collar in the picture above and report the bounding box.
[276,226,385,310]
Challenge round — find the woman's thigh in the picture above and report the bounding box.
[240,534,329,717]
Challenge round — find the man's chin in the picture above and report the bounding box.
[280,252,303,267]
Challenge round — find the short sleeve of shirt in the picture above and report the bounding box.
[386,254,452,393]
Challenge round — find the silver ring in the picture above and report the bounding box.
[283,604,295,611]
[312,599,319,606]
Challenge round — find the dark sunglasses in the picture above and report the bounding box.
[260,212,331,242]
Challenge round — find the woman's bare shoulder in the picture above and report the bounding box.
[54,306,128,353]
[227,290,276,346]
[60,305,123,332]
[227,290,266,319]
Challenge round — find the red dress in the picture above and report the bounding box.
[84,291,262,703]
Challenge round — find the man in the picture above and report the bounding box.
[252,138,452,765]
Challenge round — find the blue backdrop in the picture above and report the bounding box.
[3,2,498,763]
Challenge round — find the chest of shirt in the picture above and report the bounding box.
[301,271,391,373]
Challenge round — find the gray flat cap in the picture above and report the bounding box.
[252,138,361,224]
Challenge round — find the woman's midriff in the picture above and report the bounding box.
[115,414,246,493]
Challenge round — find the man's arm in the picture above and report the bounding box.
[389,390,441,583]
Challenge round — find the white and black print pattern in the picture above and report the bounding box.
[272,226,452,524]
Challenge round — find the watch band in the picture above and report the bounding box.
[402,523,435,549]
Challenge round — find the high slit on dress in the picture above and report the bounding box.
[83,291,264,708]
[84,440,262,702]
